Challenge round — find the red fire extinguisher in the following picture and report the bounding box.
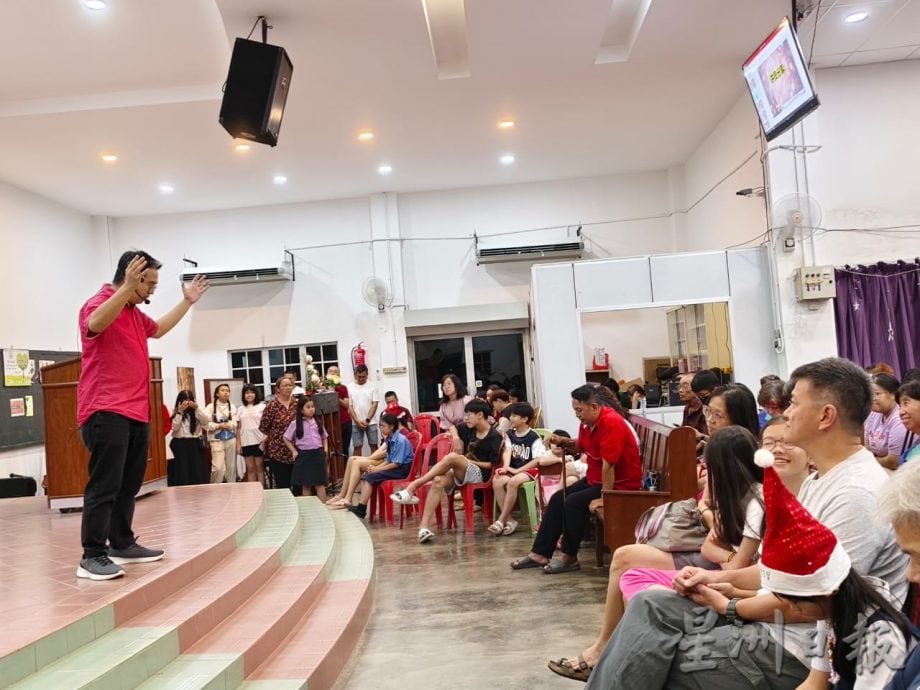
[351,342,367,371]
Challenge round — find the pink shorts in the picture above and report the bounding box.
[620,568,679,601]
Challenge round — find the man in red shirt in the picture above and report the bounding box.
[511,384,641,574]
[77,251,209,581]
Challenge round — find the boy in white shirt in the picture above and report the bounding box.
[347,365,379,456]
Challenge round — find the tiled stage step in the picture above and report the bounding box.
[240,510,375,690]
[8,489,300,689]
[1,486,375,690]
[0,483,268,687]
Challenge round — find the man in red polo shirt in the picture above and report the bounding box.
[76,251,208,580]
[511,384,641,574]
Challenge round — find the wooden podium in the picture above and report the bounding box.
[42,356,168,509]
[312,390,345,485]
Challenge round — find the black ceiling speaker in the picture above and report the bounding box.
[219,37,293,147]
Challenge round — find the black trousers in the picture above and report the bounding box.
[168,437,207,486]
[80,411,150,559]
[269,459,293,490]
[530,478,602,559]
[340,421,352,458]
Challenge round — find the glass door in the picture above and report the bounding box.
[411,331,529,412]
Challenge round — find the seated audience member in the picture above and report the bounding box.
[626,384,646,409]
[474,388,489,401]
[878,458,920,689]
[491,389,512,434]
[596,385,630,421]
[390,399,502,543]
[550,425,768,681]
[705,383,760,438]
[538,429,583,492]
[897,378,920,464]
[327,414,411,508]
[508,387,522,405]
[341,414,416,519]
[485,383,501,404]
[584,357,908,689]
[691,369,719,409]
[510,385,641,574]
[438,374,471,436]
[678,373,708,436]
[865,373,912,470]
[756,377,788,430]
[490,403,547,536]
[383,390,414,431]
[904,368,920,384]
[867,361,896,376]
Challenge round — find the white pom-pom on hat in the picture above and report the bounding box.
[754,448,775,468]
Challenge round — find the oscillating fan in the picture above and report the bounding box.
[362,276,392,311]
[772,193,823,252]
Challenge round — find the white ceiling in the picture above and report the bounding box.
[0,0,914,217]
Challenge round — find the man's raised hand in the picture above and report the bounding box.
[182,275,210,304]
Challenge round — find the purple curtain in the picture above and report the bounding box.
[834,260,920,379]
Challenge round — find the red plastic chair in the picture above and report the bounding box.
[408,433,455,529]
[446,471,495,534]
[368,431,423,525]
[413,414,441,446]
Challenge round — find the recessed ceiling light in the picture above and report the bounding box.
[234,141,251,152]
[158,184,175,194]
[357,130,375,141]
[497,119,515,130]
[499,154,515,165]
[273,175,288,185]
[845,11,869,23]
[377,164,393,175]
[83,0,107,10]
[100,153,118,163]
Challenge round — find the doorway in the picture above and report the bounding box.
[410,331,529,412]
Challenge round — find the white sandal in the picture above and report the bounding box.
[488,520,505,535]
[502,519,519,536]
[418,527,435,543]
[391,489,419,505]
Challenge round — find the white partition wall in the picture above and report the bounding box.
[531,247,777,433]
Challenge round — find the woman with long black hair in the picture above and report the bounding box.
[168,389,210,485]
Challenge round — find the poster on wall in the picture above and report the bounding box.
[25,396,34,417]
[10,398,25,417]
[3,349,35,387]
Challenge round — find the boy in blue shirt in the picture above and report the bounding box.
[345,413,416,519]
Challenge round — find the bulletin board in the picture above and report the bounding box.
[0,349,80,449]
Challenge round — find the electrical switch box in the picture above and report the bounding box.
[793,266,837,301]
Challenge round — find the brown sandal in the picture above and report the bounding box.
[548,655,592,682]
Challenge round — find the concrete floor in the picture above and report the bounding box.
[334,510,609,690]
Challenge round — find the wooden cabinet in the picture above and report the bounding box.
[666,303,733,374]
[42,356,167,509]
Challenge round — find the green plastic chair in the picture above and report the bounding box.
[493,479,539,536]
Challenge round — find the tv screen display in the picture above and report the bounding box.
[742,17,820,141]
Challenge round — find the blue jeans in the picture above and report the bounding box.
[80,411,150,558]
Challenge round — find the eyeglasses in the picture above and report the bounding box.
[678,383,692,390]
[702,406,727,422]
[761,440,793,451]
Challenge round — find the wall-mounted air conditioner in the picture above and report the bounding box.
[181,251,295,285]
[475,229,583,265]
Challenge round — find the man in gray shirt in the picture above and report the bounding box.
[585,358,908,690]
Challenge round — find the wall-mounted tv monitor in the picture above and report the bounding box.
[742,17,820,141]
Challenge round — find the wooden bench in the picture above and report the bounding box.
[592,414,699,567]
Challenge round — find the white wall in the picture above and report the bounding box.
[0,181,104,479]
[108,171,680,413]
[580,308,672,383]
[764,60,920,372]
[681,94,768,253]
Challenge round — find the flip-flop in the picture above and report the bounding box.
[502,519,519,536]
[547,656,592,682]
[391,490,419,505]
[543,559,581,574]
[418,527,435,543]
[488,521,505,535]
[510,555,546,570]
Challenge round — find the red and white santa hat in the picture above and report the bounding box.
[754,448,851,596]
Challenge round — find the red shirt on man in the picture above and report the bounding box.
[77,284,158,426]
[577,405,642,489]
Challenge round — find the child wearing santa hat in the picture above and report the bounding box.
[690,447,917,689]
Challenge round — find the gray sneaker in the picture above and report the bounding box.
[108,542,165,564]
[76,555,126,581]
